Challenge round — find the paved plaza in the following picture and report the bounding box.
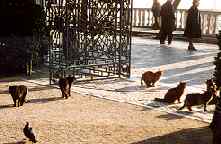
[72,37,220,122]
[0,37,218,143]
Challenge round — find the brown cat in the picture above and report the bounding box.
[58,76,76,99]
[9,85,28,107]
[155,81,186,104]
[141,70,163,87]
[179,80,217,112]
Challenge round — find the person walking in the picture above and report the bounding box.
[159,0,175,45]
[184,0,201,51]
[151,0,161,30]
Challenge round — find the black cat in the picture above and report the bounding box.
[58,76,76,99]
[9,85,28,107]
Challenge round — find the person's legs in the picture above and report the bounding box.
[168,32,173,45]
[160,31,167,44]
[152,16,158,30]
[153,16,160,30]
[155,17,160,29]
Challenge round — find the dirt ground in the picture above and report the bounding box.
[0,77,213,144]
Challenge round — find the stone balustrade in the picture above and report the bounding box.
[132,8,221,35]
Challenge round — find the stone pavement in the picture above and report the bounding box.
[73,37,219,122]
[0,79,212,143]
[27,37,219,123]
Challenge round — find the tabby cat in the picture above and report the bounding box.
[179,80,217,112]
[9,85,28,107]
[141,70,163,87]
[155,81,186,104]
[59,76,76,99]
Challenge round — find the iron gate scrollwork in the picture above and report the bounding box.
[46,0,132,83]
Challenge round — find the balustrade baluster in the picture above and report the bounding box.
[179,10,183,29]
[209,16,216,34]
[147,10,151,27]
[141,9,145,27]
[201,14,205,34]
[133,9,137,26]
[207,14,211,34]
[213,15,218,34]
[175,11,178,29]
[151,10,154,27]
[131,8,221,35]
[138,9,142,26]
[148,10,153,27]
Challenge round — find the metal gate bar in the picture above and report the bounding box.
[46,0,132,83]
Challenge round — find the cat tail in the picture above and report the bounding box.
[154,98,166,102]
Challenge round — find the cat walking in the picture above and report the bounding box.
[9,85,28,107]
[155,81,186,104]
[59,76,76,99]
[179,79,217,112]
[141,70,163,87]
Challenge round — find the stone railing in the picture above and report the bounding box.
[132,8,221,35]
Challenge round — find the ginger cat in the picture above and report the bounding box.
[155,81,186,104]
[179,79,217,112]
[141,70,163,87]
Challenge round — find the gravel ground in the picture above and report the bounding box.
[0,77,212,144]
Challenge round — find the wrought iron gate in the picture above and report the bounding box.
[46,0,132,83]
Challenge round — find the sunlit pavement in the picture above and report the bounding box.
[131,37,219,91]
[27,37,220,123]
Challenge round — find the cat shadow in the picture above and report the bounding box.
[0,90,8,94]
[29,86,56,92]
[28,97,63,104]
[75,78,129,85]
[3,140,26,144]
[115,85,146,92]
[142,101,168,110]
[0,104,14,110]
[0,97,64,109]
[176,110,194,115]
[146,85,171,92]
[0,85,56,95]
[156,111,194,121]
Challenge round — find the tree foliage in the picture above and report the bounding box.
[213,30,221,88]
[0,0,48,76]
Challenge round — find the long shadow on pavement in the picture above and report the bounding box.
[3,140,26,144]
[130,126,212,144]
[28,97,63,104]
[0,97,63,110]
[0,104,14,109]
[156,111,194,121]
[0,85,57,95]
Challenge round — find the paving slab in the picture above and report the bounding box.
[0,37,217,143]
[26,37,220,123]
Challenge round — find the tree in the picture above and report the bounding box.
[213,30,221,88]
[0,1,47,76]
